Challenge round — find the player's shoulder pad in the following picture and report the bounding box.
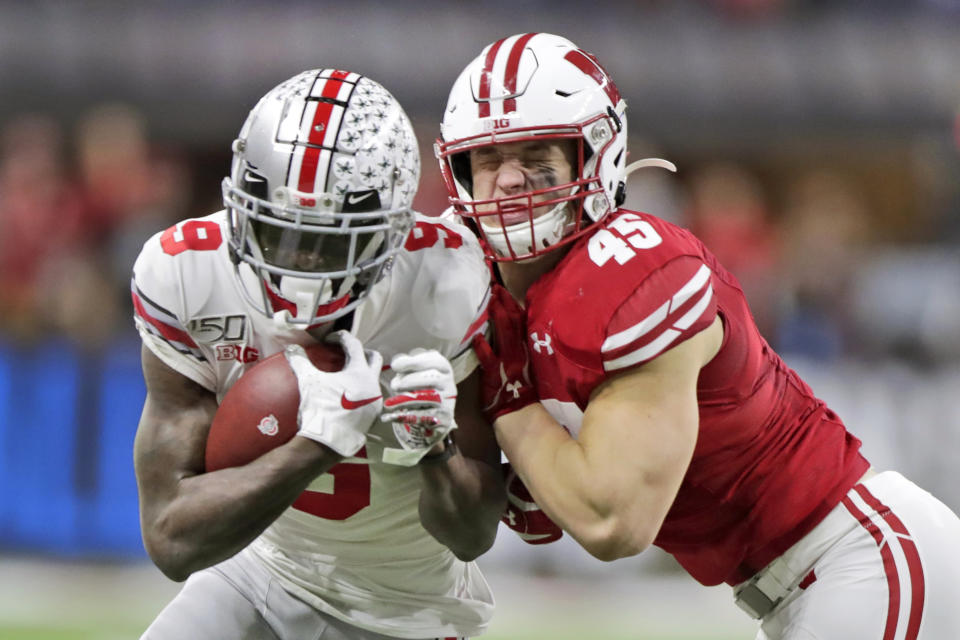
[600,253,717,373]
[582,209,702,271]
[538,210,716,371]
[401,211,488,283]
[405,210,484,253]
[131,211,229,331]
[396,211,491,353]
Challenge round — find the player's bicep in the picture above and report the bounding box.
[135,344,218,503]
[580,318,722,522]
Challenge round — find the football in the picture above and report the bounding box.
[205,342,345,471]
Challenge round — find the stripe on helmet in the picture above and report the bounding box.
[563,49,622,106]
[502,33,537,114]
[293,70,356,194]
[297,71,348,193]
[477,38,507,118]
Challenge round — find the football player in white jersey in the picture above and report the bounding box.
[131,69,505,640]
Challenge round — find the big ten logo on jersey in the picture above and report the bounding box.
[216,344,260,363]
[189,314,259,363]
[403,220,464,251]
[588,212,663,267]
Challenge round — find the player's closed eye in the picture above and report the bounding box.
[524,164,559,189]
[470,150,502,170]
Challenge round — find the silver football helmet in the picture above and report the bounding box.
[223,69,419,327]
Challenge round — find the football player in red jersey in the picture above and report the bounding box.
[435,33,960,638]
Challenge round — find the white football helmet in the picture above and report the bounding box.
[223,69,419,327]
[436,33,628,261]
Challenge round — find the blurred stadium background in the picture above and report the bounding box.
[1,1,958,638]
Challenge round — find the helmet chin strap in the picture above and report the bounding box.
[271,230,387,326]
[277,276,335,324]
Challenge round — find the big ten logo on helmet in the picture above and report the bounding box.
[482,117,513,132]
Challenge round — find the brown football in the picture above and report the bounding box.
[204,342,345,471]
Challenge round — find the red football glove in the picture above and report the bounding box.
[471,284,537,423]
[500,462,563,545]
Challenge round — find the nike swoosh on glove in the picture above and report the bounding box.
[285,331,383,457]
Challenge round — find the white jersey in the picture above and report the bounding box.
[132,209,494,639]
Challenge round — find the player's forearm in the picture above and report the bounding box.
[143,436,339,581]
[493,404,659,561]
[417,452,505,561]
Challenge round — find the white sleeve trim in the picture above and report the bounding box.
[603,329,682,371]
[602,283,715,372]
[601,263,712,353]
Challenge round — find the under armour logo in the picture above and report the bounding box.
[504,507,517,527]
[506,380,523,399]
[530,332,554,355]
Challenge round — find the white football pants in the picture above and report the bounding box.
[743,471,960,639]
[140,548,466,640]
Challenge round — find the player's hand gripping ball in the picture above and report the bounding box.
[205,342,345,471]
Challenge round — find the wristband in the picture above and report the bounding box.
[418,435,457,465]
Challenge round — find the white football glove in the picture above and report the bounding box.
[284,331,383,457]
[380,349,458,466]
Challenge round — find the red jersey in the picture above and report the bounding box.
[523,209,869,586]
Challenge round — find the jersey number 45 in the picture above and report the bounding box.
[588,212,662,267]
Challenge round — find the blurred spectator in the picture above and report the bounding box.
[775,169,871,360]
[685,161,781,338]
[74,102,191,286]
[0,114,86,343]
[60,103,188,347]
[0,104,190,348]
[75,104,176,244]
